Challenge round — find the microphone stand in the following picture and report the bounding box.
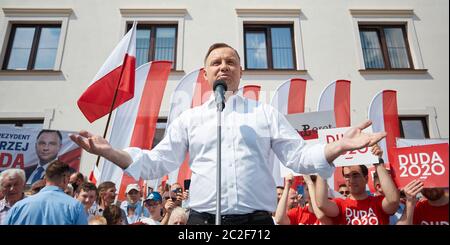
[215,102,222,225]
[213,80,227,225]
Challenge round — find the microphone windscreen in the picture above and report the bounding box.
[213,80,228,91]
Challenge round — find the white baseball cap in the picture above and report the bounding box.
[125,183,140,194]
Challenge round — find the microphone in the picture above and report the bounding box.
[213,80,228,111]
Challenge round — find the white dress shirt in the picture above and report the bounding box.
[124,94,334,214]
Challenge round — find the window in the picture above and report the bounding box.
[359,25,413,70]
[152,118,167,149]
[2,24,61,70]
[0,119,44,129]
[128,24,177,68]
[399,116,430,139]
[244,24,296,70]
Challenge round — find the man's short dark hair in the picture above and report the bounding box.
[45,160,70,183]
[36,129,62,142]
[204,43,241,65]
[341,165,369,177]
[79,182,97,195]
[73,172,84,181]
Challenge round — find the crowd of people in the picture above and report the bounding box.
[0,160,189,225]
[0,149,447,225]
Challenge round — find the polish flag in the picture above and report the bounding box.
[368,90,400,162]
[88,165,101,185]
[165,68,212,186]
[367,90,399,192]
[270,78,307,187]
[97,61,172,201]
[77,22,137,123]
[237,85,261,100]
[317,80,351,191]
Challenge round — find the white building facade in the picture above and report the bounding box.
[0,0,448,175]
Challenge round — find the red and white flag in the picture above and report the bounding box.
[270,78,307,187]
[88,165,101,185]
[317,80,351,191]
[237,85,261,101]
[368,90,400,162]
[77,22,137,123]
[367,90,399,192]
[97,61,172,201]
[165,68,212,186]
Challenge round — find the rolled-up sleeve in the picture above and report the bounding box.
[123,112,189,180]
[268,106,335,179]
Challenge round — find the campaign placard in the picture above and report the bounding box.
[389,143,449,188]
[318,127,379,166]
[285,110,336,142]
[0,126,82,184]
[278,110,336,177]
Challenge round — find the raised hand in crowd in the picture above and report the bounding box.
[303,175,333,225]
[161,199,177,225]
[371,143,383,158]
[396,180,424,225]
[274,174,294,224]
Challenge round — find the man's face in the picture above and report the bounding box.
[1,174,25,203]
[77,190,97,208]
[276,187,284,202]
[287,188,299,209]
[144,200,162,218]
[338,186,350,197]
[343,166,368,196]
[203,47,242,93]
[171,216,187,225]
[35,132,61,164]
[422,188,445,201]
[126,189,140,204]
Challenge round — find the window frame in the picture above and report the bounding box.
[2,23,62,70]
[399,116,430,139]
[127,23,178,69]
[0,119,44,127]
[359,24,414,70]
[243,24,296,70]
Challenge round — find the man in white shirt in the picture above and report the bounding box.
[70,43,386,225]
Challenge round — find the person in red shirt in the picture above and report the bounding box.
[397,180,449,225]
[315,145,399,225]
[274,174,332,225]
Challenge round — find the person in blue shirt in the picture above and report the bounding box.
[4,160,87,225]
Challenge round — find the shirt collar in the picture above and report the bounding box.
[40,185,63,193]
[38,161,53,169]
[0,198,9,211]
[206,92,245,110]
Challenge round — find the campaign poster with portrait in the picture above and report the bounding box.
[0,126,82,185]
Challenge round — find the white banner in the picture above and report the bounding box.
[318,127,379,166]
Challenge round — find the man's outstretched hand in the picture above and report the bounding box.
[70,130,132,169]
[69,130,112,157]
[325,120,386,163]
[341,120,387,152]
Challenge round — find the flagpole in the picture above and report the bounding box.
[94,22,137,168]
[94,55,128,168]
